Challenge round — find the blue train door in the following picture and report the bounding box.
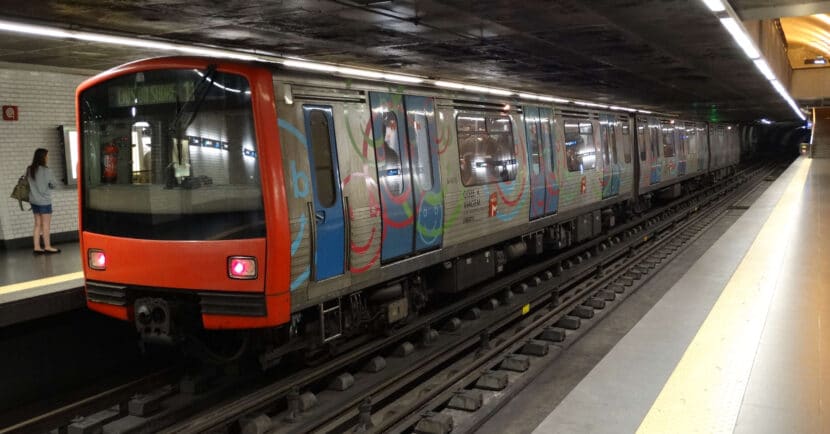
[370,92,415,263]
[370,93,443,263]
[525,106,545,220]
[303,106,345,280]
[540,107,559,215]
[404,95,443,253]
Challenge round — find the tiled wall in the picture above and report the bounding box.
[0,63,92,246]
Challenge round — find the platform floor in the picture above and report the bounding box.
[0,242,84,327]
[509,156,827,433]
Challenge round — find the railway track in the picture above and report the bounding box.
[3,161,783,434]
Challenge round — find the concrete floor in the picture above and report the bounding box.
[477,172,777,434]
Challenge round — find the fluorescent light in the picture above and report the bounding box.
[753,59,776,80]
[0,20,72,38]
[720,18,760,59]
[609,105,636,112]
[574,101,608,109]
[637,109,653,114]
[382,73,423,84]
[540,96,569,103]
[338,67,383,79]
[770,79,788,99]
[283,60,337,72]
[0,19,262,62]
[435,81,464,89]
[770,80,806,120]
[519,94,538,100]
[485,88,512,96]
[702,0,726,12]
[759,118,772,124]
[463,85,489,94]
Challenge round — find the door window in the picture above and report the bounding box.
[307,109,337,207]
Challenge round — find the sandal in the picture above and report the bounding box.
[44,248,61,254]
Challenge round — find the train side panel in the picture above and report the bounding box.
[439,106,531,247]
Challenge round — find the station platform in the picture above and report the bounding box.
[0,243,84,327]
[502,156,826,433]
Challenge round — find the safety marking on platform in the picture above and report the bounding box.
[637,158,812,433]
[0,272,84,296]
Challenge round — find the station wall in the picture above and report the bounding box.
[0,63,95,249]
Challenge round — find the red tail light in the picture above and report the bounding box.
[228,256,257,279]
[88,249,107,270]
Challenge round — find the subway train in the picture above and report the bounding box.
[76,57,744,360]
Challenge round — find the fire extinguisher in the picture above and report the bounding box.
[102,142,118,183]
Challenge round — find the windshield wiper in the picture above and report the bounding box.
[169,64,217,136]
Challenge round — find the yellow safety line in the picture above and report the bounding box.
[637,158,812,433]
[0,272,85,296]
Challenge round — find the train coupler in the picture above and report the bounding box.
[134,297,182,345]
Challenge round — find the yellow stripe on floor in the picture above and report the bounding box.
[637,158,812,434]
[0,272,85,296]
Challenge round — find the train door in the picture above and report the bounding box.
[649,119,661,184]
[525,106,545,219]
[600,113,620,199]
[660,120,676,179]
[540,108,559,214]
[370,92,442,263]
[677,122,689,176]
[303,106,345,281]
[403,95,443,253]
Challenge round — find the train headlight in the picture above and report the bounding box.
[88,249,107,270]
[228,256,257,279]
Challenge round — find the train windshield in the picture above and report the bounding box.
[78,68,265,240]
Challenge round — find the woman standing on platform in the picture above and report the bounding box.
[28,148,60,254]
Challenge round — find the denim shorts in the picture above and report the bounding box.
[31,203,53,214]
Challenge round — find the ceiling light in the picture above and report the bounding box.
[283,60,337,72]
[609,105,636,112]
[382,73,423,84]
[519,93,539,100]
[540,96,569,103]
[486,88,513,96]
[753,59,776,80]
[637,109,653,114]
[338,67,383,79]
[464,84,487,93]
[574,101,609,109]
[720,18,760,59]
[759,118,772,124]
[0,19,261,61]
[702,0,726,12]
[435,81,464,89]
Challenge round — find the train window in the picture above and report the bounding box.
[78,68,265,240]
[307,109,337,207]
[379,111,404,195]
[600,122,609,165]
[622,122,631,163]
[525,113,542,176]
[685,122,695,154]
[650,123,660,160]
[564,118,596,172]
[661,121,675,158]
[409,113,433,190]
[600,121,618,165]
[718,126,725,138]
[637,119,647,161]
[541,116,555,171]
[457,113,517,186]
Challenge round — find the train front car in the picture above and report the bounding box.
[76,58,291,345]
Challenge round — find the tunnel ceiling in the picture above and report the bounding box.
[0,0,810,122]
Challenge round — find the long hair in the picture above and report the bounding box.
[28,148,48,180]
